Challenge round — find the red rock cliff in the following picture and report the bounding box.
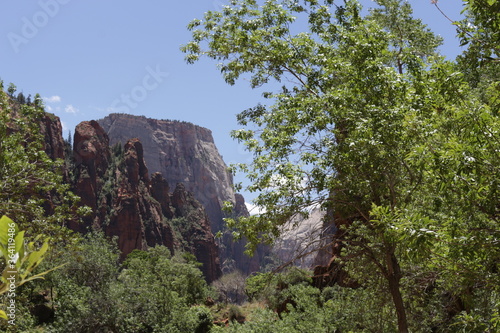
[97,114,266,274]
[97,114,241,232]
[70,121,220,281]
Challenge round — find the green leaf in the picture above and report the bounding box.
[0,216,16,249]
[0,310,7,320]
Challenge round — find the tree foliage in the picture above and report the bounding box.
[0,216,64,329]
[183,0,500,331]
[44,236,213,333]
[0,87,87,244]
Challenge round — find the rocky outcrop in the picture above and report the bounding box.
[149,173,221,281]
[169,182,221,282]
[41,113,65,161]
[40,113,260,279]
[273,207,325,268]
[104,138,172,257]
[71,120,111,232]
[69,121,220,281]
[234,193,249,218]
[97,114,266,275]
[97,113,239,232]
[38,113,70,214]
[312,204,361,289]
[150,172,174,219]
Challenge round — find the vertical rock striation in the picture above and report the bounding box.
[71,120,111,232]
[41,113,65,161]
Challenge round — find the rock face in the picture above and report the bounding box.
[70,120,221,281]
[71,120,111,232]
[273,207,325,268]
[41,113,262,279]
[150,172,174,219]
[169,182,221,282]
[105,138,168,257]
[41,113,65,161]
[97,113,242,232]
[97,113,265,275]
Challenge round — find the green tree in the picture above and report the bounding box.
[45,232,121,333]
[113,247,211,332]
[0,87,86,243]
[183,0,499,331]
[0,216,64,331]
[42,236,213,333]
[450,0,500,94]
[16,92,26,105]
[6,84,16,97]
[455,0,500,64]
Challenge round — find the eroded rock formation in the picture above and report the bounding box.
[97,113,242,231]
[68,120,220,281]
[41,113,65,161]
[40,113,263,280]
[97,113,267,275]
[71,120,111,232]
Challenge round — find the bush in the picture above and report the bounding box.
[228,304,245,323]
[38,236,212,332]
[245,268,312,312]
[186,305,214,333]
[45,232,121,332]
[110,247,210,332]
[212,271,247,304]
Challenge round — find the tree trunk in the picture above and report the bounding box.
[386,252,409,333]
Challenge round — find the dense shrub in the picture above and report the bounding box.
[38,234,211,332]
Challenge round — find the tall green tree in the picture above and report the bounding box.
[183,0,499,330]
[6,84,16,98]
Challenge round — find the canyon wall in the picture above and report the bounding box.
[41,113,265,279]
[42,118,221,282]
[97,113,246,232]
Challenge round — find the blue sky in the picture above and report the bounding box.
[0,0,465,203]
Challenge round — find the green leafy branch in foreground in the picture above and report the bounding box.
[0,215,65,321]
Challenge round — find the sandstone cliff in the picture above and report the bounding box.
[97,114,268,275]
[273,207,325,269]
[55,119,222,281]
[97,113,244,232]
[41,113,265,278]
[41,113,65,161]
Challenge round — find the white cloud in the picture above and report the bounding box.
[43,95,61,103]
[245,202,266,216]
[64,104,79,114]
